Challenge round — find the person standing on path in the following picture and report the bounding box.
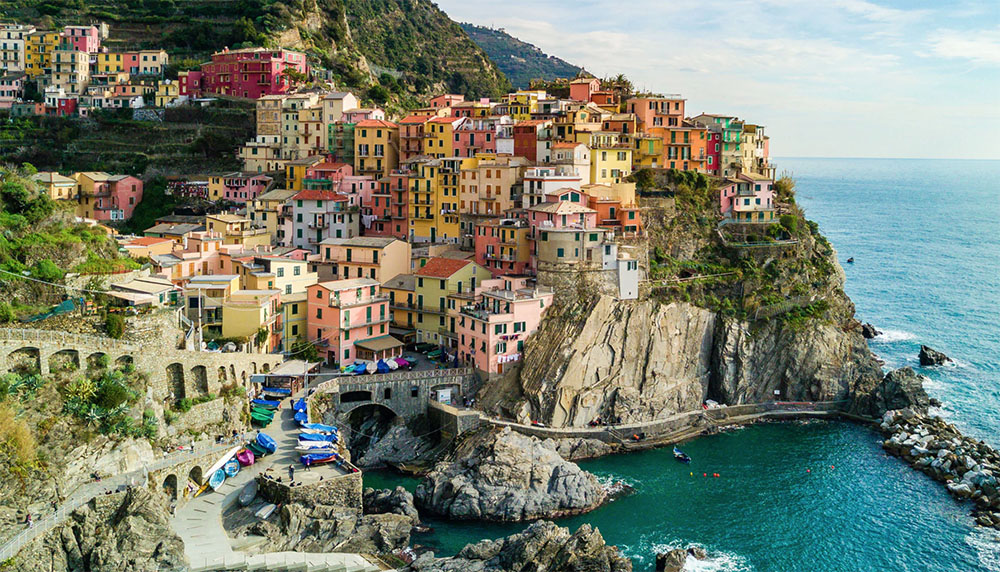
[288,465,294,481]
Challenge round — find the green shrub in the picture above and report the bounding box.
[779,214,798,234]
[163,410,176,425]
[176,398,193,413]
[105,314,125,339]
[0,302,14,324]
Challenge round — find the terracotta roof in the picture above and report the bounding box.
[126,236,173,247]
[528,201,596,215]
[428,116,461,124]
[356,119,397,129]
[515,119,547,126]
[399,114,430,124]
[291,190,348,201]
[310,161,351,171]
[552,141,583,149]
[415,257,473,278]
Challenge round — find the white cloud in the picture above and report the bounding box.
[928,27,1000,66]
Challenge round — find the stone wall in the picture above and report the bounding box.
[428,399,482,441]
[256,472,363,511]
[166,397,238,436]
[311,367,476,421]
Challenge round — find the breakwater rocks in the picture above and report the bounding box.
[850,366,932,418]
[9,488,186,572]
[881,409,1000,528]
[415,427,607,521]
[404,521,632,572]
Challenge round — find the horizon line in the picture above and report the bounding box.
[774,156,1000,161]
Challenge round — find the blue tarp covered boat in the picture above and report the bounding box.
[256,432,277,454]
[252,398,281,410]
[294,410,309,423]
[352,363,367,374]
[376,360,390,373]
[301,422,337,433]
[299,432,336,442]
[300,452,339,465]
[293,398,307,412]
[262,386,291,396]
[224,458,240,477]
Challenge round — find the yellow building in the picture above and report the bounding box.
[458,155,528,217]
[413,257,491,345]
[503,91,545,121]
[583,132,633,185]
[31,171,76,200]
[407,157,468,243]
[155,80,179,107]
[354,119,399,178]
[237,256,318,296]
[221,289,282,352]
[249,189,297,242]
[278,291,308,350]
[50,48,89,95]
[205,213,271,248]
[633,134,664,170]
[25,30,59,78]
[256,95,284,137]
[317,236,411,283]
[383,273,417,332]
[424,116,462,158]
[284,156,323,191]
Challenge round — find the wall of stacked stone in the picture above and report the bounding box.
[166,398,238,436]
[256,472,363,511]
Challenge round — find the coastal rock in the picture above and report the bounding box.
[544,437,618,461]
[919,346,951,366]
[850,367,931,417]
[404,521,631,572]
[8,488,186,572]
[356,424,437,468]
[656,546,708,572]
[861,323,881,339]
[364,486,420,522]
[414,427,606,521]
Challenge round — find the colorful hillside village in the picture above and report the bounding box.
[8,23,779,377]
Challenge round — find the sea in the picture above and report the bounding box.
[365,158,1000,571]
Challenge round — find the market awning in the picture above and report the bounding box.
[354,335,404,353]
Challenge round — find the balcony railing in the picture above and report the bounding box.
[342,315,391,329]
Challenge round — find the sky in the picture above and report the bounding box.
[435,0,1000,159]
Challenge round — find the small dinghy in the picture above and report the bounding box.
[208,468,226,491]
[673,446,692,464]
[300,422,337,433]
[847,257,855,264]
[247,442,268,457]
[386,358,399,371]
[256,432,277,454]
[239,480,257,507]
[300,452,339,465]
[376,360,390,374]
[293,398,307,413]
[255,503,276,520]
[294,410,309,423]
[251,398,281,410]
[262,386,291,397]
[236,448,255,466]
[366,361,377,374]
[224,458,240,478]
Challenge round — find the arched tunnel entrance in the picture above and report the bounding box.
[344,403,398,463]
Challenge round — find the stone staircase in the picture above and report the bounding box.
[188,551,385,571]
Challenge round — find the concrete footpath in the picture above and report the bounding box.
[171,394,383,572]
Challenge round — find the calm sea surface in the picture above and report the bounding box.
[366,159,1000,571]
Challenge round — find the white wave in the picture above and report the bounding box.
[645,543,754,572]
[966,528,1000,572]
[872,328,916,343]
[595,474,635,499]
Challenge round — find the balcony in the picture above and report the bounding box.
[342,315,391,329]
[308,220,329,229]
[331,294,390,309]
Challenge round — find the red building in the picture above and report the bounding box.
[705,128,723,176]
[200,47,308,99]
[453,117,498,158]
[178,70,203,98]
[512,120,549,162]
[379,171,409,241]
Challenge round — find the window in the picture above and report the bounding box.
[383,388,392,400]
[316,308,323,318]
[293,266,300,276]
[315,289,322,299]
[277,267,285,277]
[285,284,292,294]
[557,247,564,258]
[411,386,419,397]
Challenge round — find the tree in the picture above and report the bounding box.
[31,259,63,282]
[367,84,390,105]
[290,339,320,362]
[0,302,15,324]
[105,314,125,339]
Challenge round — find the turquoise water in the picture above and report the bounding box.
[365,159,1000,571]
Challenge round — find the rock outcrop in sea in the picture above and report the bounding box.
[415,427,606,521]
[849,366,932,418]
[9,488,186,572]
[404,521,631,572]
[364,486,420,522]
[919,345,951,366]
[861,323,881,339]
[880,408,1000,529]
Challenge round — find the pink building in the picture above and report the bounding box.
[78,173,143,221]
[452,276,553,375]
[151,231,226,284]
[569,78,601,102]
[342,108,386,123]
[0,72,25,109]
[453,117,499,158]
[200,47,308,99]
[212,172,273,203]
[474,218,531,277]
[718,173,775,223]
[527,195,599,231]
[430,94,464,109]
[178,70,203,98]
[305,161,353,187]
[307,278,400,365]
[61,26,100,53]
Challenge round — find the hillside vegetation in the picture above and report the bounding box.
[459,23,581,89]
[2,0,512,108]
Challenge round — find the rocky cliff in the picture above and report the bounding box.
[482,177,885,428]
[405,520,631,572]
[415,427,607,521]
[7,488,186,572]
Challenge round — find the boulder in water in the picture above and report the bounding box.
[919,346,951,366]
[861,323,881,339]
[850,367,931,417]
[364,486,420,522]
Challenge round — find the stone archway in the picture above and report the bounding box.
[115,355,134,371]
[191,365,208,395]
[188,466,204,486]
[217,366,227,385]
[162,473,178,500]
[261,363,270,374]
[86,352,108,371]
[7,347,40,374]
[48,349,80,373]
[166,363,185,401]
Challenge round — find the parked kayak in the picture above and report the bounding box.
[236,448,255,466]
[224,458,240,478]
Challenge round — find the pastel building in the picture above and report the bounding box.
[413,257,492,346]
[32,171,77,200]
[453,276,553,375]
[719,173,775,223]
[74,172,143,221]
[205,213,271,248]
[306,278,397,365]
[314,236,410,282]
[25,29,60,78]
[207,172,273,203]
[0,24,34,73]
[200,47,308,99]
[474,218,532,277]
[60,26,100,53]
[286,189,360,251]
[354,119,399,178]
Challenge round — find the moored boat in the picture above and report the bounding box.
[251,398,281,410]
[255,503,276,519]
[673,446,692,464]
[236,448,255,466]
[208,468,225,490]
[293,398,307,413]
[247,442,268,457]
[299,432,336,442]
[239,480,257,506]
[300,422,337,433]
[256,432,277,454]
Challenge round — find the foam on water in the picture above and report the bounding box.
[644,542,753,572]
[966,528,1000,572]
[872,328,917,343]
